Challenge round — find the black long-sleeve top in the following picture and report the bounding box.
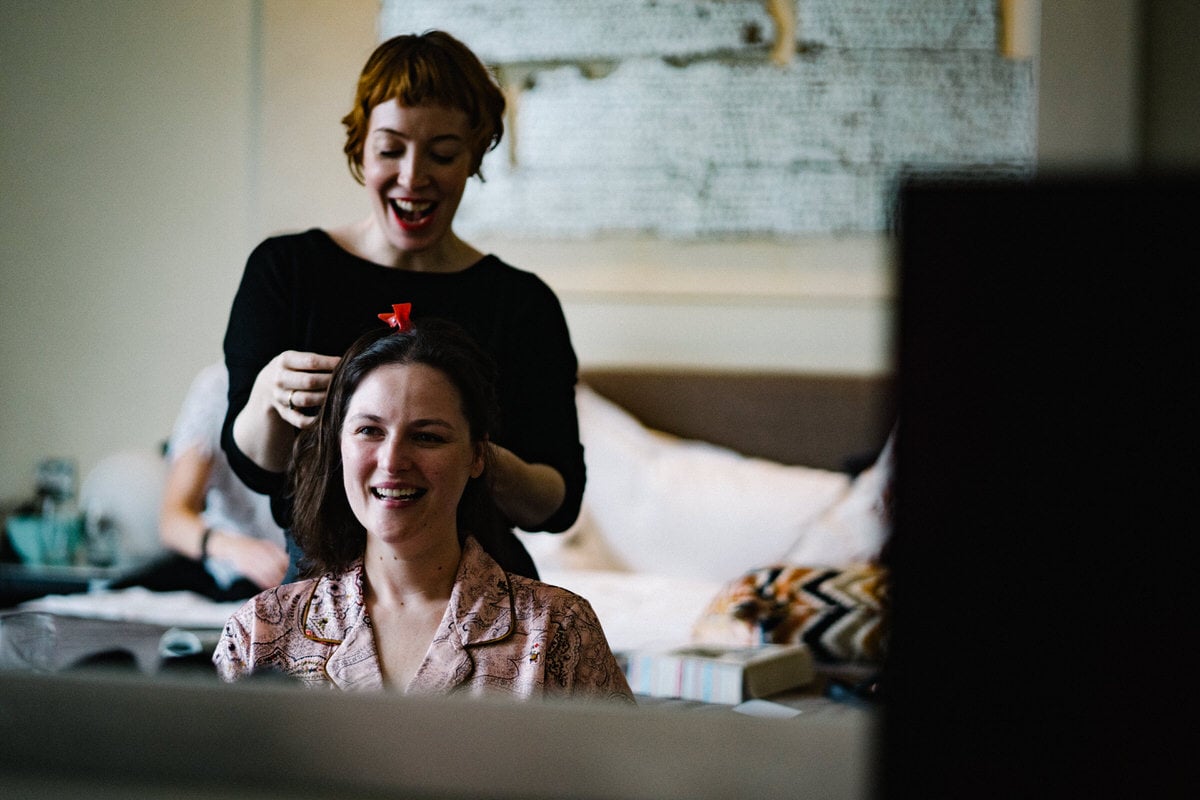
[220,229,585,577]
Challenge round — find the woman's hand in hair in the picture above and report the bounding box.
[233,350,340,473]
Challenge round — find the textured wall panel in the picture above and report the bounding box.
[380,0,1001,58]
[380,0,1033,237]
[380,0,777,61]
[800,0,998,50]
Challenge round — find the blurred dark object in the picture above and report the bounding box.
[0,610,219,678]
[885,173,1199,798]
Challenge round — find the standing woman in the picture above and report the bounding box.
[221,31,583,579]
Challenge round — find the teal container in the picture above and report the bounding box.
[5,514,84,566]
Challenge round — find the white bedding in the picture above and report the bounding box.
[538,568,724,654]
[517,386,894,656]
[17,586,242,629]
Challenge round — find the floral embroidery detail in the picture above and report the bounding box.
[545,628,571,686]
[529,642,542,663]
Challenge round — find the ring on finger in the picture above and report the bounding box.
[288,389,297,411]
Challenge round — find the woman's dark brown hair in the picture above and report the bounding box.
[288,318,500,576]
[341,29,506,182]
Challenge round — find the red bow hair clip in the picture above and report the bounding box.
[378,303,414,332]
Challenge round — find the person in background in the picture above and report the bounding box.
[221,30,583,582]
[159,363,288,598]
[214,321,633,704]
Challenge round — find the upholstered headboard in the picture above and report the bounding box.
[579,368,895,473]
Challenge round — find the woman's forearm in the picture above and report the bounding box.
[488,444,567,530]
[159,448,216,559]
[231,400,296,474]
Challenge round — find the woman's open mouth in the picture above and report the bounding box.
[372,486,426,503]
[391,198,436,224]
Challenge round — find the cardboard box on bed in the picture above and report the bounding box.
[624,643,814,704]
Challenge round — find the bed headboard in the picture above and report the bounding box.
[579,368,895,473]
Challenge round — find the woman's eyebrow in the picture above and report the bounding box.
[370,128,464,143]
[411,417,455,430]
[345,412,455,429]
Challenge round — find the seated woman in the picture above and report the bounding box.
[213,318,633,703]
[159,362,288,598]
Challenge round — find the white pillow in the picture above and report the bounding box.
[547,385,852,582]
[782,427,894,565]
[516,503,627,573]
[536,568,726,653]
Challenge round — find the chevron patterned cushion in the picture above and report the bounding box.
[691,564,889,664]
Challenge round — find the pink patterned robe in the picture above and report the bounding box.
[213,537,634,704]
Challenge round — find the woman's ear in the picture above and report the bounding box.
[470,438,488,479]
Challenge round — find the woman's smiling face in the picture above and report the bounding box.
[340,362,484,547]
[362,99,474,260]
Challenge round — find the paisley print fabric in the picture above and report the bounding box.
[213,537,634,704]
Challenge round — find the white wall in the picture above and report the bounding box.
[0,0,378,503]
[1037,0,1142,170]
[2,0,252,503]
[255,0,380,235]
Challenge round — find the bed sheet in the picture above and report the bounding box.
[538,568,723,654]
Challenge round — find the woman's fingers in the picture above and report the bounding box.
[273,351,340,421]
[279,350,341,375]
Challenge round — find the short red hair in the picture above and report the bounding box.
[341,30,506,183]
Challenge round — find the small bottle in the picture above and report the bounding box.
[35,458,81,566]
[84,506,119,568]
[39,490,75,566]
